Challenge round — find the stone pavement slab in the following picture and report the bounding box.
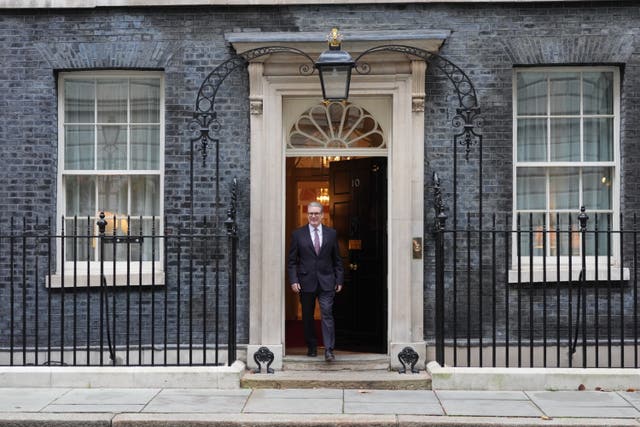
[436,391,543,417]
[243,396,343,414]
[35,387,161,414]
[43,404,146,413]
[344,389,438,403]
[243,388,343,414]
[527,390,640,418]
[436,390,529,400]
[51,388,160,405]
[0,388,69,412]
[250,388,343,399]
[243,389,344,414]
[142,388,251,413]
[343,389,443,415]
[619,390,640,411]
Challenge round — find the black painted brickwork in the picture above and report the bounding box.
[0,2,640,354]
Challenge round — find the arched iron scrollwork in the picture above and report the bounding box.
[354,45,482,162]
[191,46,316,165]
[354,45,479,112]
[453,107,483,160]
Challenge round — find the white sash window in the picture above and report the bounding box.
[512,67,621,281]
[55,71,164,285]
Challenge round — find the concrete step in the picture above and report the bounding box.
[241,369,432,390]
[283,353,390,371]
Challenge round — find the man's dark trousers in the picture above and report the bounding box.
[300,289,335,351]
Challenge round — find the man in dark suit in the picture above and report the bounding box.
[288,201,344,361]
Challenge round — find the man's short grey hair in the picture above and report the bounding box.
[308,201,324,212]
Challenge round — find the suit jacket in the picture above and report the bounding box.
[287,224,344,292]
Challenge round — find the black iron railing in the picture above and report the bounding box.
[433,206,640,368]
[0,213,238,367]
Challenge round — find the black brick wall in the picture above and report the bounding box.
[0,2,639,355]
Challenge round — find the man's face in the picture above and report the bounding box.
[308,207,323,227]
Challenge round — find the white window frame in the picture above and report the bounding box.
[52,70,165,287]
[510,66,625,283]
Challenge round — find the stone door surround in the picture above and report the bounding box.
[226,30,449,370]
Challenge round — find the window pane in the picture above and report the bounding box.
[97,125,127,169]
[517,212,545,257]
[97,176,127,217]
[131,176,160,216]
[550,73,580,115]
[549,213,580,256]
[517,168,546,210]
[584,118,613,161]
[65,80,94,123]
[585,213,611,257]
[549,167,579,210]
[65,125,94,170]
[131,125,160,170]
[130,78,160,123]
[517,118,547,161]
[583,167,612,210]
[584,72,613,115]
[97,79,127,123]
[65,175,95,216]
[517,72,547,115]
[550,118,580,161]
[128,218,160,261]
[65,217,95,262]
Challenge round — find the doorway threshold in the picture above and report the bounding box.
[284,351,389,371]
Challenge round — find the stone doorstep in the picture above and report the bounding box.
[0,361,245,389]
[241,369,432,390]
[283,354,390,371]
[427,361,640,391]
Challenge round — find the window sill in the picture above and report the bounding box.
[47,272,165,288]
[508,267,630,283]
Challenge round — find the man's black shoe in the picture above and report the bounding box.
[324,349,335,362]
[307,347,317,357]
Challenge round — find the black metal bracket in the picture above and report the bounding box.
[397,346,420,374]
[101,236,143,244]
[252,346,275,374]
[432,172,447,234]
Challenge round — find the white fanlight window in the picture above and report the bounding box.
[287,101,386,153]
[512,67,620,275]
[57,71,164,283]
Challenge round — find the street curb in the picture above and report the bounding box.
[0,412,113,426]
[0,413,638,426]
[107,413,640,427]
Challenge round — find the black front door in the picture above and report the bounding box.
[330,157,387,353]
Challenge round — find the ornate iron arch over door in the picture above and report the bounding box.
[190,30,483,370]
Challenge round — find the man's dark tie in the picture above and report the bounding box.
[313,227,320,255]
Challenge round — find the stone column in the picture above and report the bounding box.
[246,62,284,369]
